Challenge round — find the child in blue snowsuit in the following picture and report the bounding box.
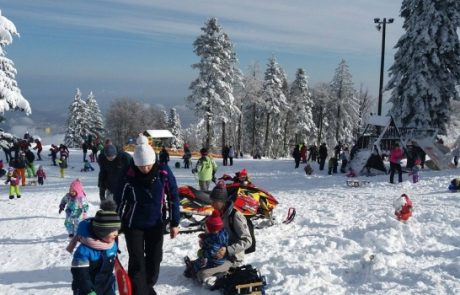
[184,210,228,278]
[59,179,89,237]
[80,160,95,172]
[69,200,121,295]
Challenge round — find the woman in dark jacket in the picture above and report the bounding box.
[118,134,180,295]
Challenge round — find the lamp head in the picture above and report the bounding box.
[374,18,380,23]
[388,18,394,23]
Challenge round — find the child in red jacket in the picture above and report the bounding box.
[393,194,413,221]
[36,165,46,185]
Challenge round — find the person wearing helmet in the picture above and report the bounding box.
[193,148,218,191]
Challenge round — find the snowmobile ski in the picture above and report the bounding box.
[282,207,296,224]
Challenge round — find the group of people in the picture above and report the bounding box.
[221,145,235,166]
[60,134,251,295]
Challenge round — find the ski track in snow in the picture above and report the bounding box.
[0,149,459,294]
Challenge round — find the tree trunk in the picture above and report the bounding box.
[251,104,256,156]
[222,121,226,152]
[264,113,270,157]
[317,106,323,147]
[237,111,242,156]
[206,112,211,148]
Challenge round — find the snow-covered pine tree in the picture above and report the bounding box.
[188,17,241,149]
[86,91,105,139]
[289,68,317,145]
[158,109,168,130]
[357,84,374,130]
[168,108,183,149]
[262,56,288,158]
[311,83,333,147]
[387,0,460,135]
[329,59,359,145]
[64,88,88,147]
[241,63,264,157]
[0,10,31,116]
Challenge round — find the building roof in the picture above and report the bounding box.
[143,130,174,138]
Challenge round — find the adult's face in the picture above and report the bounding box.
[212,199,226,211]
[137,164,154,174]
[106,155,116,161]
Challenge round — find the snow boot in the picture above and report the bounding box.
[16,195,21,199]
[9,195,14,199]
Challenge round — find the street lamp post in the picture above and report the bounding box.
[374,17,393,116]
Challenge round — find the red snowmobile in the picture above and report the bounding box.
[177,169,295,232]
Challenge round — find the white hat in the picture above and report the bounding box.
[133,134,156,166]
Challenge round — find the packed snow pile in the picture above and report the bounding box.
[0,150,459,294]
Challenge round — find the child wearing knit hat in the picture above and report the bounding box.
[184,210,229,279]
[59,179,89,238]
[69,200,121,295]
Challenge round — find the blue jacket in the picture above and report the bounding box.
[118,162,180,229]
[71,220,117,295]
[201,229,229,267]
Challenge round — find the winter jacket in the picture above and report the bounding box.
[33,140,42,152]
[199,229,229,268]
[36,169,46,178]
[389,147,403,164]
[5,170,20,186]
[228,147,235,158]
[71,219,117,295]
[221,205,252,263]
[97,152,132,204]
[196,156,218,182]
[159,149,170,163]
[14,157,26,169]
[319,144,328,159]
[292,147,301,160]
[118,163,180,230]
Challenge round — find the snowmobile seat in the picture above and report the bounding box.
[189,186,213,204]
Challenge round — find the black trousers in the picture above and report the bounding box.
[124,224,164,295]
[319,158,326,170]
[389,162,402,183]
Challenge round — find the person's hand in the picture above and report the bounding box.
[215,247,226,259]
[170,226,179,239]
[58,208,63,214]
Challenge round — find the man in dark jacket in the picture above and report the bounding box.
[292,145,301,168]
[97,144,132,203]
[319,143,328,171]
[158,146,170,164]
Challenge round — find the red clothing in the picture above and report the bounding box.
[300,146,307,161]
[389,147,403,164]
[395,194,413,221]
[33,140,43,151]
[36,169,46,178]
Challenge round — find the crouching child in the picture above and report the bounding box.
[184,210,229,279]
[69,200,121,295]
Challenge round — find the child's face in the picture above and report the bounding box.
[101,231,118,243]
[69,189,77,197]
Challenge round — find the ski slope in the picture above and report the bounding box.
[0,149,459,294]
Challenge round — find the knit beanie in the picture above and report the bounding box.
[104,144,117,157]
[210,180,228,202]
[69,179,85,197]
[206,210,224,233]
[92,200,121,239]
[133,134,156,166]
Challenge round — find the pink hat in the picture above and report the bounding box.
[69,179,86,197]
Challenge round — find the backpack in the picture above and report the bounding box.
[228,209,256,254]
[212,264,266,295]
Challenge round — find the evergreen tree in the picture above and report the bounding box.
[168,108,183,149]
[64,89,87,147]
[241,63,264,156]
[289,68,317,145]
[0,11,31,115]
[86,91,105,139]
[262,56,287,158]
[188,17,241,149]
[159,109,168,130]
[312,83,333,147]
[329,59,359,145]
[387,0,460,134]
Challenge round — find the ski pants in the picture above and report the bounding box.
[38,176,44,185]
[124,224,164,295]
[26,163,36,178]
[196,260,236,283]
[16,168,26,186]
[60,167,65,178]
[319,158,326,170]
[294,158,300,168]
[340,160,348,173]
[389,162,403,183]
[9,185,20,197]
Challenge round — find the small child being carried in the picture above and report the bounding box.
[184,210,229,278]
[59,179,89,238]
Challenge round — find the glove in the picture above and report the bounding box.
[87,291,97,295]
[58,207,63,214]
[192,168,197,174]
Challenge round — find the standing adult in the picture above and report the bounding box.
[340,146,349,173]
[118,134,180,295]
[183,144,192,169]
[97,144,132,203]
[82,141,88,162]
[228,146,235,166]
[194,148,218,191]
[221,146,229,166]
[33,137,43,161]
[318,143,328,171]
[196,181,252,287]
[307,144,318,162]
[292,145,301,168]
[300,144,307,163]
[159,146,170,164]
[389,143,404,184]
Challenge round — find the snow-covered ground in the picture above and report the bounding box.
[0,149,459,294]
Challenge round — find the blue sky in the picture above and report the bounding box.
[0,0,404,124]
